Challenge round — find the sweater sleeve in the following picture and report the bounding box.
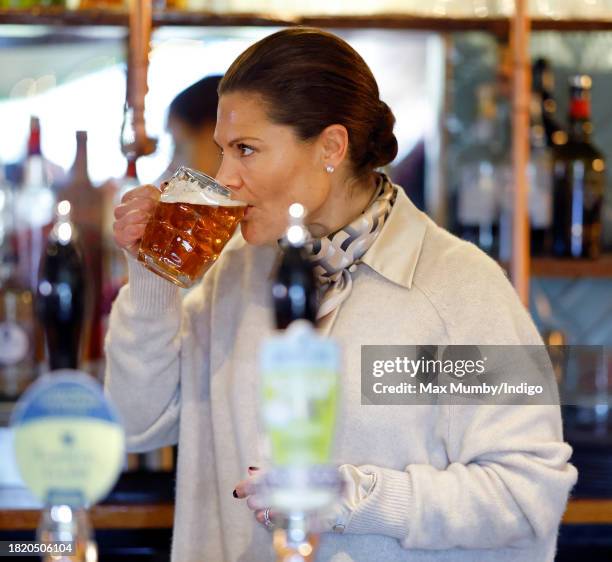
[103,255,186,453]
[340,404,577,549]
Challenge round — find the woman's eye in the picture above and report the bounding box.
[237,144,254,157]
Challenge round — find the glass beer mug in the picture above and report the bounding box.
[138,167,246,288]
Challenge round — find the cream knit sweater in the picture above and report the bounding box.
[104,186,577,562]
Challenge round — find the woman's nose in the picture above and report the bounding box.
[215,158,241,192]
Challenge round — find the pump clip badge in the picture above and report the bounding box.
[11,371,125,508]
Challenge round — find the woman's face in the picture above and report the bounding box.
[214,92,331,246]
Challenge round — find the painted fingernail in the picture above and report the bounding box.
[232,489,238,498]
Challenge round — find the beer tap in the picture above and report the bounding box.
[272,204,318,330]
[123,0,157,160]
[259,203,342,562]
[12,201,124,562]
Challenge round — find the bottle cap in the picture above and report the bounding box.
[569,75,592,120]
[28,116,42,156]
[569,74,592,90]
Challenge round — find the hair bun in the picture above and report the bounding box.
[367,101,398,169]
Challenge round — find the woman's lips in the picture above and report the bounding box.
[244,205,254,218]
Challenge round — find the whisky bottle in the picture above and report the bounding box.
[455,84,504,256]
[532,58,567,148]
[528,89,553,256]
[551,75,605,258]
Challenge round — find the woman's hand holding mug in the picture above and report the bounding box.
[113,184,163,258]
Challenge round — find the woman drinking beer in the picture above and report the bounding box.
[106,28,576,562]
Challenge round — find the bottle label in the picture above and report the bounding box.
[529,151,553,228]
[0,322,29,365]
[583,168,605,212]
[260,321,339,467]
[458,163,497,225]
[11,371,125,507]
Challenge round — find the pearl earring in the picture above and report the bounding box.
[325,164,335,174]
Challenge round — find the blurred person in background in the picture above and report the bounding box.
[158,74,223,181]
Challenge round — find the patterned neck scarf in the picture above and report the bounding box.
[306,174,397,320]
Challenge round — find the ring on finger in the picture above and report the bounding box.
[263,507,274,530]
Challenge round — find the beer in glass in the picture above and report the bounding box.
[138,167,245,288]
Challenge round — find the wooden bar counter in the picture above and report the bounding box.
[0,504,174,530]
[1,499,611,531]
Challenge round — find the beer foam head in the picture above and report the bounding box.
[160,177,245,207]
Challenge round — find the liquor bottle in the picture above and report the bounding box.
[36,201,86,371]
[551,75,605,259]
[0,178,37,400]
[272,203,317,329]
[532,58,567,148]
[118,156,140,202]
[528,89,553,256]
[101,156,139,332]
[57,131,104,366]
[15,117,56,294]
[455,84,503,257]
[15,116,66,193]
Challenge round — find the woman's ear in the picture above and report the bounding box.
[319,124,349,169]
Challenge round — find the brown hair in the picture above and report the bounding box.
[219,27,398,176]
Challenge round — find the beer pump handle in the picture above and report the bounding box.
[37,201,87,371]
[272,203,318,330]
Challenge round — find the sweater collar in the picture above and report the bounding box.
[359,176,427,289]
[261,174,427,290]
